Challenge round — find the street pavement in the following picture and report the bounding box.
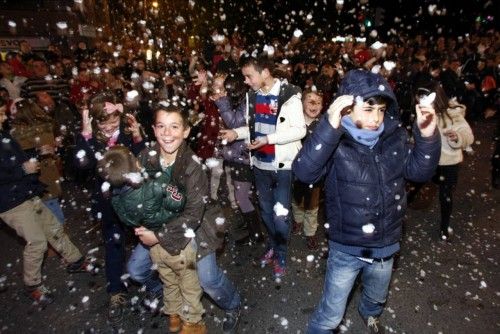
[0,119,499,334]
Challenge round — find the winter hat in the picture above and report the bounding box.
[336,69,399,118]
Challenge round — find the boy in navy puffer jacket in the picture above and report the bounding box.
[293,69,441,334]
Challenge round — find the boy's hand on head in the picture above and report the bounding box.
[135,227,159,246]
[415,104,437,137]
[81,108,93,136]
[327,95,354,129]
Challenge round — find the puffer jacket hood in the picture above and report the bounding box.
[336,69,399,118]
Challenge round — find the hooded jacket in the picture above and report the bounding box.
[111,181,186,231]
[293,70,441,248]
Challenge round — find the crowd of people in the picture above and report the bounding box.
[0,24,498,334]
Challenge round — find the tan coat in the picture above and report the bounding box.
[437,102,474,166]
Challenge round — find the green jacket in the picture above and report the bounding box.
[111,179,186,231]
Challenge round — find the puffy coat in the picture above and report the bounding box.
[214,96,249,165]
[437,101,474,166]
[293,69,441,248]
[111,181,186,231]
[138,142,226,258]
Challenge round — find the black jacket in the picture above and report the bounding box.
[0,131,45,213]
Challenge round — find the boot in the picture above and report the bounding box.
[243,210,264,243]
[232,213,250,244]
[291,201,305,235]
[168,314,182,333]
[180,321,207,334]
[304,208,319,248]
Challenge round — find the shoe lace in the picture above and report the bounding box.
[110,293,126,307]
[367,317,380,332]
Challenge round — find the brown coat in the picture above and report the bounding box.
[138,142,226,258]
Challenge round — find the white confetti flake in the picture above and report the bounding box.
[479,281,487,289]
[76,149,86,159]
[81,296,89,303]
[273,202,289,217]
[215,217,225,225]
[148,150,158,156]
[205,157,220,168]
[419,92,436,106]
[378,85,386,91]
[293,29,303,38]
[362,223,375,234]
[126,90,139,101]
[315,144,322,150]
[123,172,144,184]
[355,95,364,106]
[94,152,104,160]
[184,228,196,238]
[101,181,111,193]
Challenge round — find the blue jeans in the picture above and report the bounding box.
[307,244,394,333]
[43,198,64,224]
[197,252,241,311]
[253,168,293,266]
[127,248,241,311]
[127,243,163,296]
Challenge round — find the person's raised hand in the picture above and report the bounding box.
[81,108,93,136]
[327,95,354,129]
[415,104,437,138]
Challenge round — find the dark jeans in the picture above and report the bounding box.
[433,164,459,232]
[94,196,127,294]
[253,168,293,266]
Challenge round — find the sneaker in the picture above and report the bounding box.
[25,284,54,306]
[222,307,241,334]
[66,257,94,274]
[259,248,275,268]
[292,221,303,235]
[363,316,385,334]
[306,235,319,250]
[273,262,286,279]
[168,314,182,333]
[108,292,127,323]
